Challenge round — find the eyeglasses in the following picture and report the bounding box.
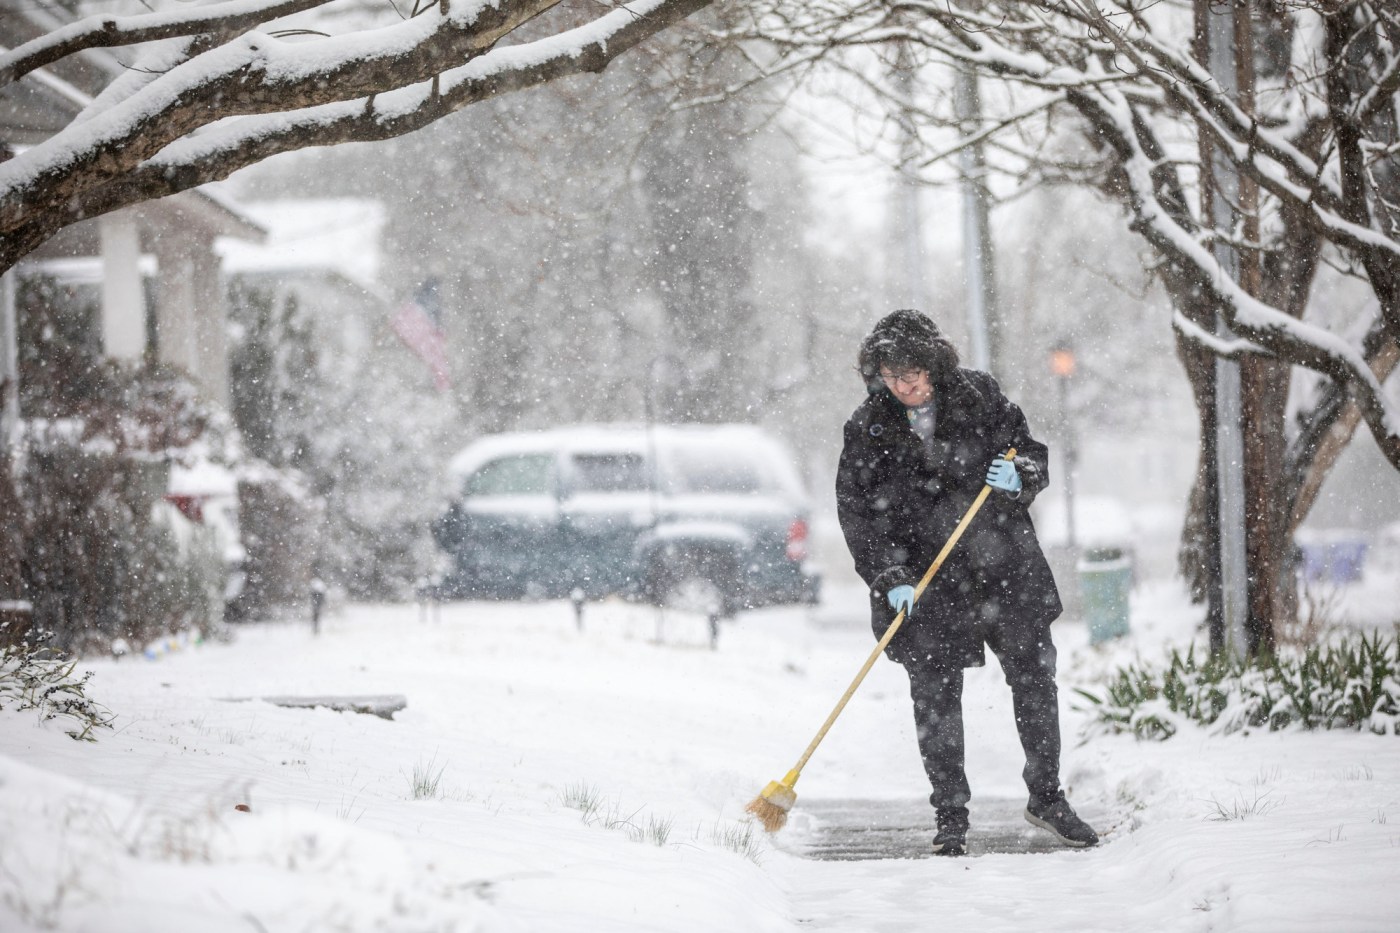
[880,369,925,387]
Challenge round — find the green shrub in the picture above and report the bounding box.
[1075,630,1400,739]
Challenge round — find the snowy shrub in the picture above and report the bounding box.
[12,277,232,652]
[0,453,25,648]
[21,432,222,654]
[707,820,764,864]
[557,783,679,848]
[225,278,450,604]
[1076,630,1400,739]
[228,472,318,620]
[0,645,113,741]
[406,755,448,800]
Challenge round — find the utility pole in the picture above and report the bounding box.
[0,270,17,453]
[1197,0,1251,660]
[0,144,16,455]
[1051,342,1078,549]
[954,65,997,374]
[892,41,934,316]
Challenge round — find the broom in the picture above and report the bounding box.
[745,449,1016,833]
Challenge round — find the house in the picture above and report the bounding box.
[0,1,266,413]
[216,197,391,368]
[1,3,269,640]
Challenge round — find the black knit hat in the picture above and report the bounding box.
[857,309,961,391]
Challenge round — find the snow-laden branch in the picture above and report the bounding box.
[1355,43,1400,124]
[0,0,576,237]
[1066,1,1400,275]
[1171,311,1268,360]
[0,0,714,273]
[0,0,332,87]
[1086,88,1400,466]
[743,0,1400,354]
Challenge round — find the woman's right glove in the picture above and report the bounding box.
[887,584,917,617]
[986,456,1022,496]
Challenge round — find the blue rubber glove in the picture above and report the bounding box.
[887,584,917,617]
[986,457,1022,495]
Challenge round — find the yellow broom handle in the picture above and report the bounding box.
[784,448,1017,783]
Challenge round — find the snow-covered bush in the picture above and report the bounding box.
[225,276,448,605]
[227,472,318,620]
[12,276,231,653]
[1076,631,1400,739]
[0,645,112,741]
[21,433,226,654]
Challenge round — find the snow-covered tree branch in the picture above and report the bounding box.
[737,0,1400,473]
[0,0,329,86]
[725,0,1399,641]
[0,0,714,273]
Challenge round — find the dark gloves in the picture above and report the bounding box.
[1012,455,1043,494]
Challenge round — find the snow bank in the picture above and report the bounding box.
[2,578,1398,931]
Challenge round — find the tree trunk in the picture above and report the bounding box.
[0,449,29,649]
[638,77,757,423]
[1175,193,1319,652]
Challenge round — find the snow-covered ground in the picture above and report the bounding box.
[2,569,1398,932]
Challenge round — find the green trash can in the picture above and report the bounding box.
[1078,546,1132,644]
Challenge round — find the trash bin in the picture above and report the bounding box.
[1078,546,1131,644]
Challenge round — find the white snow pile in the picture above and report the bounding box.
[2,580,1399,932]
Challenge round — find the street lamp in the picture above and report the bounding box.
[1050,341,1077,550]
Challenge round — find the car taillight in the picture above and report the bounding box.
[785,518,809,562]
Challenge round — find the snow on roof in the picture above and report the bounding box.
[214,198,385,290]
[20,255,158,283]
[447,423,808,499]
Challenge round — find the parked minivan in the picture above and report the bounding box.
[431,424,820,615]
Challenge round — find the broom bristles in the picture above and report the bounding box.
[745,794,791,833]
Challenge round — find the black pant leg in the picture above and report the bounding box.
[904,662,971,811]
[985,622,1062,805]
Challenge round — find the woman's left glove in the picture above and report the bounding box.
[887,584,917,617]
[986,456,1022,496]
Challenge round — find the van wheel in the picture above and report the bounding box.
[661,573,727,617]
[649,550,735,616]
[658,571,727,649]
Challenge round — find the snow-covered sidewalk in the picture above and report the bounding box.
[2,580,1398,932]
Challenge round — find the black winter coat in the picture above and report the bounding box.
[835,367,1062,668]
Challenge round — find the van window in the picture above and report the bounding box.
[570,453,650,493]
[465,454,555,497]
[664,446,771,495]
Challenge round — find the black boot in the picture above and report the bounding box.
[932,806,969,856]
[1025,795,1098,847]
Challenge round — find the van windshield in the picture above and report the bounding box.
[662,445,773,495]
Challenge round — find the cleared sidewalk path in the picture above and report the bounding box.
[777,797,1107,859]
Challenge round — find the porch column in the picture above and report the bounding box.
[153,244,198,378]
[191,243,229,407]
[99,211,145,360]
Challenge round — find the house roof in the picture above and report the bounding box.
[216,199,387,292]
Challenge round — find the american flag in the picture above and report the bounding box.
[391,279,451,392]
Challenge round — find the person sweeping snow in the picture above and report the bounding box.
[835,309,1099,856]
